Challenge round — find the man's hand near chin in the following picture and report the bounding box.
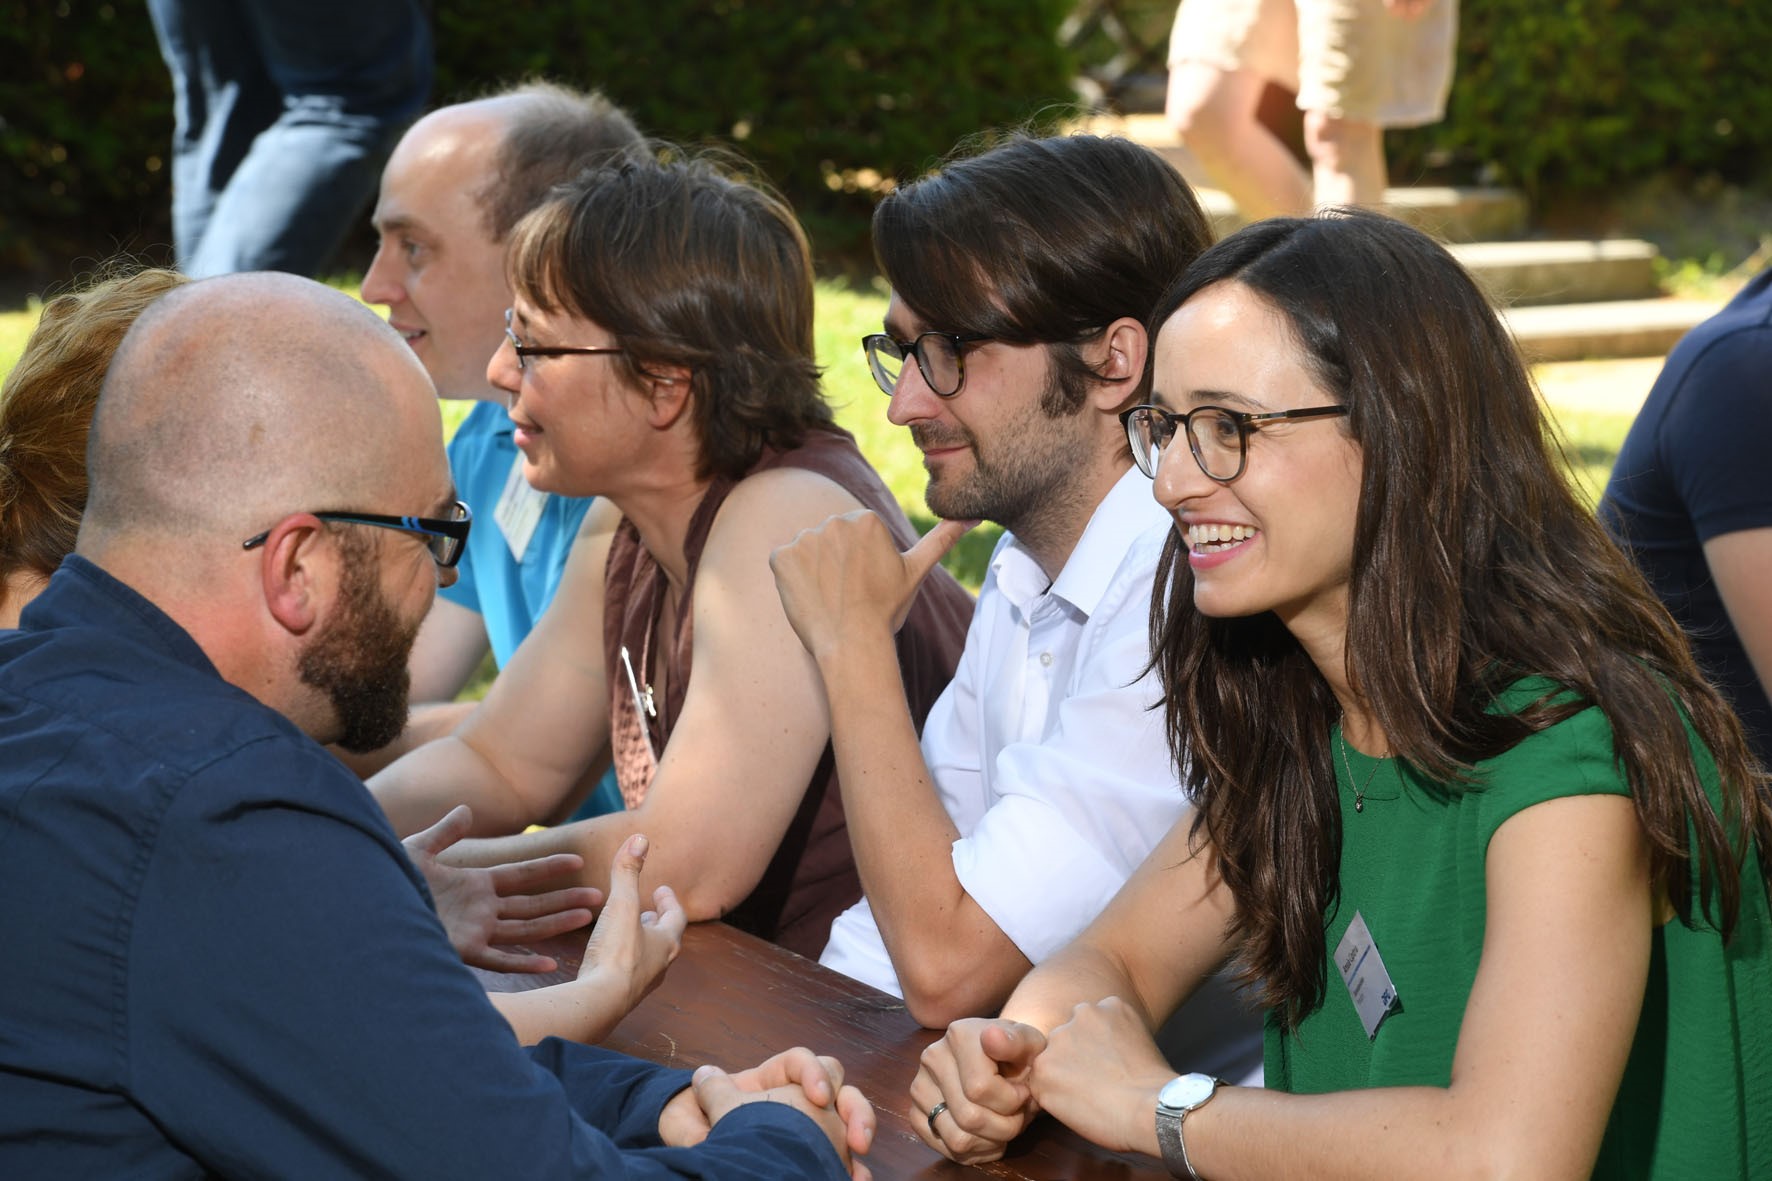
[657,1047,876,1180]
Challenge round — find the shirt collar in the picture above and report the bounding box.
[992,465,1172,619]
[20,554,220,679]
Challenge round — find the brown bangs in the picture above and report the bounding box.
[503,197,579,319]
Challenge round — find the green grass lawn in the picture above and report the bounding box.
[0,280,1635,592]
[1552,408,1637,506]
[0,300,38,373]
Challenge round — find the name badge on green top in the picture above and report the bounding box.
[1335,910,1400,1040]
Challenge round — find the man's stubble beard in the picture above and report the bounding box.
[916,364,1090,540]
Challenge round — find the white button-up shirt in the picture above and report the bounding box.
[821,467,1190,990]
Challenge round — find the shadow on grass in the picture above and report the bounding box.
[1568,441,1623,469]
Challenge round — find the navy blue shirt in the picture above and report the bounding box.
[0,556,844,1179]
[1600,270,1772,769]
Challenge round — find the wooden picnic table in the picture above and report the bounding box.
[473,921,1172,1180]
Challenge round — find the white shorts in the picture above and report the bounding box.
[1168,0,1458,127]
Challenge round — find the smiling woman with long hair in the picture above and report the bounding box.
[912,210,1772,1179]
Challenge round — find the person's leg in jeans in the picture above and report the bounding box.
[184,0,433,277]
[145,0,280,270]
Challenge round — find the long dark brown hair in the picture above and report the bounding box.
[1150,211,1772,1028]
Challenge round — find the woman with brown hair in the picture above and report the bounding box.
[914,211,1772,1178]
[370,146,973,959]
[1,268,188,628]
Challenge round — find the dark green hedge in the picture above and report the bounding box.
[1,0,1077,278]
[4,0,1767,283]
[1394,0,1770,195]
[2,2,174,275]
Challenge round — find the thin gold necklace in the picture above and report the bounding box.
[1337,730,1390,814]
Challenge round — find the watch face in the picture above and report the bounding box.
[1158,1073,1218,1112]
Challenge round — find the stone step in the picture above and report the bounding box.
[1082,114,1532,242]
[1450,239,1663,306]
[1379,186,1533,245]
[1181,176,1531,244]
[1080,110,1702,362]
[1501,298,1722,363]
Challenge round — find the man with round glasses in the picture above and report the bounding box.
[770,133,1264,1085]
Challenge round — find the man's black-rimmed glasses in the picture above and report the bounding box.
[1120,403,1349,483]
[241,501,473,568]
[861,330,990,397]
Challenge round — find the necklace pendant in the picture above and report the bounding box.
[1355,795,1364,813]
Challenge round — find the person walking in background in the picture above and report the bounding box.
[145,0,432,277]
[1601,267,1772,772]
[1164,0,1457,218]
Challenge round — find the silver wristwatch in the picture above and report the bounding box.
[1155,1072,1222,1179]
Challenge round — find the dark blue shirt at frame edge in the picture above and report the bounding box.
[1600,269,1772,770]
[0,555,844,1179]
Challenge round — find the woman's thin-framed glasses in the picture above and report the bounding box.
[241,501,474,568]
[504,308,625,371]
[1120,403,1349,483]
[861,330,990,397]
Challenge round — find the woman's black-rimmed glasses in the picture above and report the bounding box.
[861,330,990,397]
[241,500,473,568]
[505,308,625,371]
[1120,403,1349,483]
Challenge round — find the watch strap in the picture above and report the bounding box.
[1155,1073,1222,1179]
[1156,1100,1189,1177]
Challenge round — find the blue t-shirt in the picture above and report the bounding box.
[0,557,845,1179]
[441,398,595,667]
[1600,269,1772,769]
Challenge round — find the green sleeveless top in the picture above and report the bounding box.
[1264,680,1772,1178]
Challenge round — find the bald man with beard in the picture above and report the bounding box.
[0,274,872,1178]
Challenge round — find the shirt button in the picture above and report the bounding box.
[1039,651,1053,667]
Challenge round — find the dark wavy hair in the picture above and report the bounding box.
[504,143,830,481]
[1149,211,1772,1028]
[873,131,1211,415]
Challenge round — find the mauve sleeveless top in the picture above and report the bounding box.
[603,426,973,959]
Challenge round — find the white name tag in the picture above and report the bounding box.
[493,454,548,563]
[1334,910,1400,1040]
